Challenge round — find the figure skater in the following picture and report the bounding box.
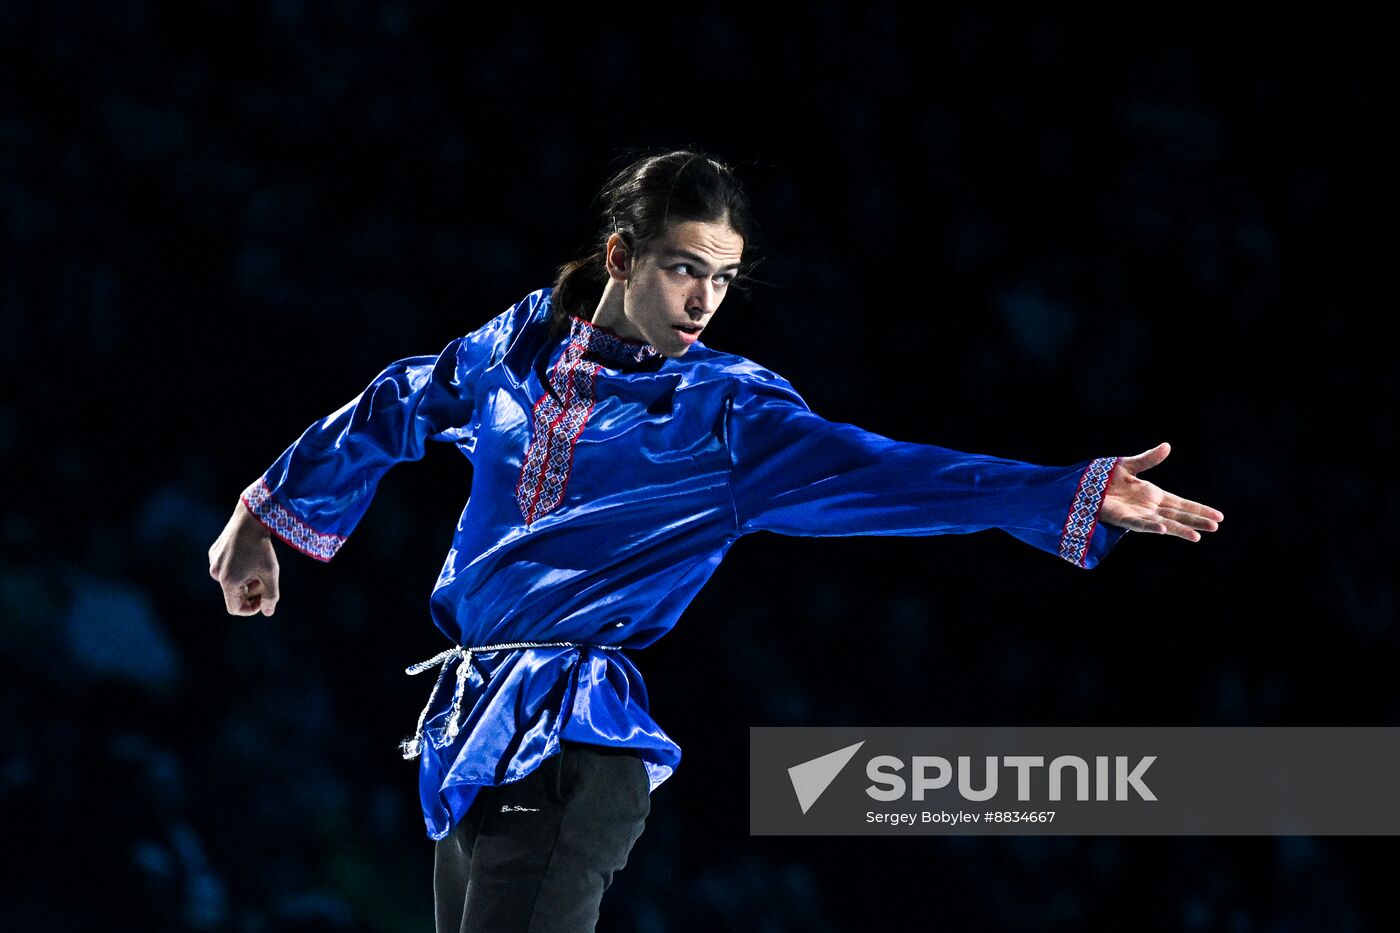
[209,149,1222,932]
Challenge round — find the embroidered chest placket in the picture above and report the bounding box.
[513,316,658,525]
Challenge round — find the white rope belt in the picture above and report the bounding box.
[398,640,622,760]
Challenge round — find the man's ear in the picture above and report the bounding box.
[605,232,631,282]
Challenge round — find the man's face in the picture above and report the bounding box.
[610,219,745,358]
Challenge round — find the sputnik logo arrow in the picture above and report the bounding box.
[787,741,866,814]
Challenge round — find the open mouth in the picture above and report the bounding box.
[673,324,702,335]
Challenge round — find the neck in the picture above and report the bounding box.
[589,279,644,342]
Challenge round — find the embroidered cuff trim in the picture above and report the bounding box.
[1058,456,1119,568]
[241,477,346,563]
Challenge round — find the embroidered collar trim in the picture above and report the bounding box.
[568,314,659,366]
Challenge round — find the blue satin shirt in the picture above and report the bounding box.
[242,286,1126,840]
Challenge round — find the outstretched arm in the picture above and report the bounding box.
[724,372,1132,569]
[1099,442,1224,541]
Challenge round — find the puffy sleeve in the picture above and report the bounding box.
[240,300,525,562]
[722,372,1127,569]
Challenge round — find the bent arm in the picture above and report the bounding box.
[240,336,478,561]
[239,297,528,561]
[209,295,538,618]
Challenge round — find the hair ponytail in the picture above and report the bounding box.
[550,250,610,338]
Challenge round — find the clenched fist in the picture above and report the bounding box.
[208,501,281,617]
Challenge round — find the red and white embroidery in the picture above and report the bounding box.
[514,316,657,525]
[241,476,347,562]
[1058,456,1119,568]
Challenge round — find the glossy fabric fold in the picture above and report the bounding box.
[243,287,1127,840]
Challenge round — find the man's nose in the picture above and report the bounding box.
[687,280,719,318]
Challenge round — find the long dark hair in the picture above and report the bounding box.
[550,148,759,336]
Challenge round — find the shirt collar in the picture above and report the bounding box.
[568,314,660,367]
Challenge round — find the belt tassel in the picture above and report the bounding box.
[398,640,621,760]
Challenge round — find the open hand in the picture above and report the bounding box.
[1099,443,1223,542]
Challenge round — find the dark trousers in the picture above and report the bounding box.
[433,740,651,933]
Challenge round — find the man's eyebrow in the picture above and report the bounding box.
[662,250,742,273]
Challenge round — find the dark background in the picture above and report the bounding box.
[3,3,1395,930]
